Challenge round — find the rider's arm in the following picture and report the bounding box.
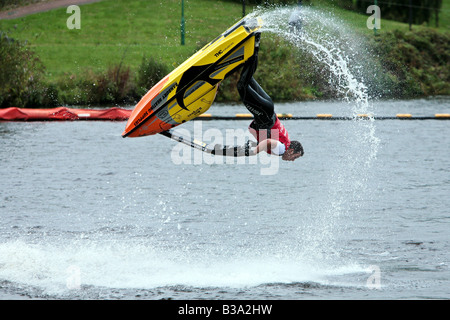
[211,140,256,157]
[211,139,284,157]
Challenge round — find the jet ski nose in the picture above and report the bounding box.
[243,17,263,33]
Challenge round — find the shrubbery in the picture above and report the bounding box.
[136,56,170,96]
[0,32,45,108]
[217,35,320,102]
[369,29,450,98]
[84,64,135,105]
[1,27,448,108]
[0,0,40,10]
[226,0,308,5]
[61,57,170,106]
[218,28,450,102]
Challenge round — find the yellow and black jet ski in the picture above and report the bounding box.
[122,16,263,138]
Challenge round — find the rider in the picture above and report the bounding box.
[212,35,304,161]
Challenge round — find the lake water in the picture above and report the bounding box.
[0,98,449,300]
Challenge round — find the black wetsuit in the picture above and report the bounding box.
[237,52,277,131]
[211,42,278,157]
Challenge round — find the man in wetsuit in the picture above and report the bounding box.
[212,36,304,161]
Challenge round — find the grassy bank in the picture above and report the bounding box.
[0,0,250,77]
[0,0,448,107]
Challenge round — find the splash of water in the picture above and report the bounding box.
[250,5,380,259]
[250,5,373,111]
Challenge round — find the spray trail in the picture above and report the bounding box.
[250,5,372,112]
[250,5,380,257]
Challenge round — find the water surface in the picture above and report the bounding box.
[1,99,449,299]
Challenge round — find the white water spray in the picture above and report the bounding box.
[250,5,380,258]
[250,5,372,108]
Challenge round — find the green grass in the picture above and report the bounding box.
[1,0,447,81]
[0,0,255,79]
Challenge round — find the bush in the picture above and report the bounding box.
[136,56,170,96]
[0,32,45,108]
[225,0,309,5]
[83,64,137,105]
[0,0,40,10]
[41,57,169,107]
[217,35,319,102]
[370,29,450,98]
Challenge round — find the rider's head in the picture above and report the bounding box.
[282,140,304,161]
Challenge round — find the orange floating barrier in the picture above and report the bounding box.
[0,107,132,121]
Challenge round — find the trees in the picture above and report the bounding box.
[0,33,45,108]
